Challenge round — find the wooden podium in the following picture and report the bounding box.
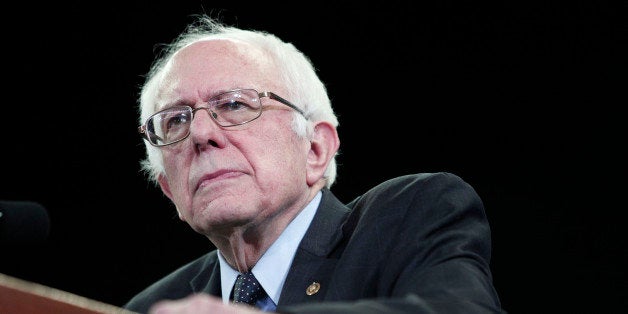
[0,273,136,314]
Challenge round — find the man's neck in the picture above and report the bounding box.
[210,185,323,271]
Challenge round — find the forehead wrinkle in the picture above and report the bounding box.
[156,39,281,110]
[188,39,281,94]
[153,74,188,111]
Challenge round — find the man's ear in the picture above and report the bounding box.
[158,174,184,220]
[157,173,173,200]
[306,121,340,186]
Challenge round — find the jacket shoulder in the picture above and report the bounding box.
[347,172,475,208]
[124,251,218,313]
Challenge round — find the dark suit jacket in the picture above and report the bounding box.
[124,172,505,313]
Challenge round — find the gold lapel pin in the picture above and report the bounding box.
[306,282,321,295]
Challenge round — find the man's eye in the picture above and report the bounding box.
[165,113,190,129]
[215,100,252,112]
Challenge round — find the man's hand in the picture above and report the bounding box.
[148,293,269,314]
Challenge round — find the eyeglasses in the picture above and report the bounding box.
[138,89,306,147]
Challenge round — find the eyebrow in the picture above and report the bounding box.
[157,99,195,111]
[202,87,250,101]
[157,87,253,111]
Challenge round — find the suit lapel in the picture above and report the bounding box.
[279,188,350,305]
[190,253,222,297]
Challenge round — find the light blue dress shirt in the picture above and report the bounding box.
[218,191,322,310]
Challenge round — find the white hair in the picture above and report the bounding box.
[138,15,339,188]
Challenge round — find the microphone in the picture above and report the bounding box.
[0,200,50,245]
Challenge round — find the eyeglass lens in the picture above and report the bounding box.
[145,89,263,146]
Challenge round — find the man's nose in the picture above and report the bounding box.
[189,108,222,145]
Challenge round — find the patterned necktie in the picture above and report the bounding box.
[232,272,267,306]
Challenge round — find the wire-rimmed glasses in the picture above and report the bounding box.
[138,89,305,147]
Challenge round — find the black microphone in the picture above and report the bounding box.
[0,200,50,245]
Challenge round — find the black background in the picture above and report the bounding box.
[1,1,625,313]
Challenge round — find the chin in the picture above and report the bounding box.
[191,203,254,233]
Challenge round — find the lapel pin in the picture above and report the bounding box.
[306,282,320,295]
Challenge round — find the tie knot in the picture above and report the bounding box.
[232,272,267,306]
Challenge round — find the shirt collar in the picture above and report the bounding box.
[218,191,321,304]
